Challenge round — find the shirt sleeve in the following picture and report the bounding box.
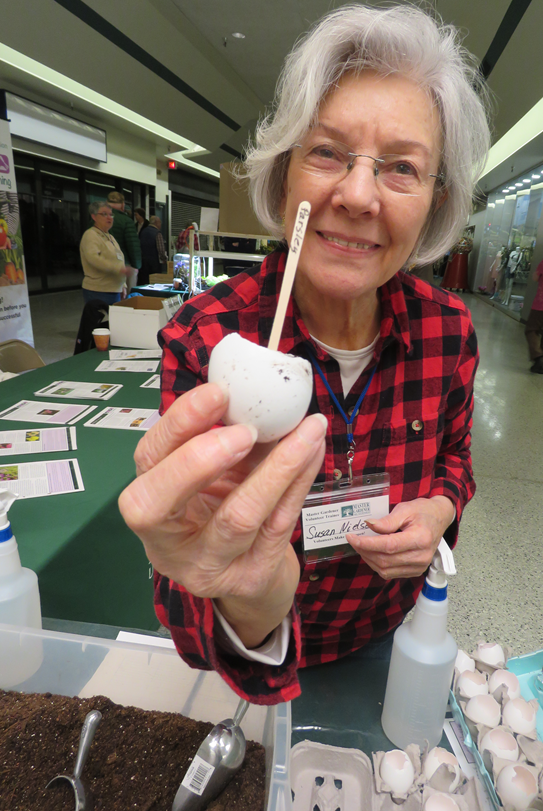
[429,315,478,547]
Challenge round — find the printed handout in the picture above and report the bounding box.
[0,400,96,425]
[95,360,160,373]
[0,426,77,457]
[34,380,122,400]
[140,375,160,389]
[109,349,162,360]
[84,407,160,431]
[0,458,84,498]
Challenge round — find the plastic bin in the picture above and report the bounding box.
[0,623,292,811]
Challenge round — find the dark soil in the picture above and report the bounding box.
[0,689,266,811]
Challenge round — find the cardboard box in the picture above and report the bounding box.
[109,296,168,349]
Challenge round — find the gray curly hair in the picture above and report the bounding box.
[242,4,491,267]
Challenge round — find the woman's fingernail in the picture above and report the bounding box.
[217,423,258,455]
[297,413,328,444]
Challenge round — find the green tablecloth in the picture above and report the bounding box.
[0,350,160,630]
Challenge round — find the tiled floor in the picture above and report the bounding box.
[22,287,543,657]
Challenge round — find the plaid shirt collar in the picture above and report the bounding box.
[257,248,413,361]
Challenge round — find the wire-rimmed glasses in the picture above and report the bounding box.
[292,139,444,197]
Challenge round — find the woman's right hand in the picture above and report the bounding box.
[118,382,327,647]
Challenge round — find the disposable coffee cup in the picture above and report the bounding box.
[92,328,110,351]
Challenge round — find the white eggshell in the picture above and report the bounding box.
[488,669,521,700]
[502,697,537,735]
[424,794,460,811]
[423,747,461,791]
[480,727,519,762]
[455,649,476,673]
[496,764,538,811]
[464,694,501,728]
[458,670,488,699]
[380,749,415,795]
[476,642,505,667]
[208,333,313,442]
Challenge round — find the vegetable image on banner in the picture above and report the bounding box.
[0,117,33,345]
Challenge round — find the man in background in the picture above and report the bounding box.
[107,191,141,292]
[139,215,168,285]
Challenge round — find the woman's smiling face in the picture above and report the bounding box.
[283,71,443,303]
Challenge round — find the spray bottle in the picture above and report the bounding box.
[381,538,457,749]
[0,488,42,628]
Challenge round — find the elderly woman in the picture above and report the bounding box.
[80,201,129,305]
[119,5,490,704]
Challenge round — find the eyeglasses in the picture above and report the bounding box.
[292,139,444,197]
[95,212,113,217]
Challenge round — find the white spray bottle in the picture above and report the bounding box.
[381,538,457,749]
[0,488,42,628]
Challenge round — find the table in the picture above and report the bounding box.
[0,350,160,630]
[132,284,185,298]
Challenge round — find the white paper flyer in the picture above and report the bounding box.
[0,458,84,498]
[34,380,122,400]
[0,426,77,456]
[84,407,160,431]
[0,400,96,425]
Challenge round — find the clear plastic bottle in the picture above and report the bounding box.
[0,489,42,628]
[381,539,457,749]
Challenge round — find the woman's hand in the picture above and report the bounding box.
[118,382,327,647]
[346,495,455,580]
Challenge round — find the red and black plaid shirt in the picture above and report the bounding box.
[156,248,477,705]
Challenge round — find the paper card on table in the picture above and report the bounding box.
[95,360,160,373]
[0,426,77,456]
[0,458,84,498]
[84,407,160,431]
[0,400,97,425]
[140,374,160,389]
[34,380,122,401]
[109,349,162,360]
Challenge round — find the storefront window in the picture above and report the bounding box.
[475,165,543,315]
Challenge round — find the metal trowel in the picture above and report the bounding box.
[172,698,249,811]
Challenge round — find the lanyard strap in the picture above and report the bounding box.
[307,347,377,443]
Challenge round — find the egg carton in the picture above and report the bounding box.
[290,740,487,811]
[451,644,543,811]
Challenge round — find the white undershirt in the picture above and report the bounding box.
[213,334,379,664]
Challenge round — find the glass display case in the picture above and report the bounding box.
[475,165,543,315]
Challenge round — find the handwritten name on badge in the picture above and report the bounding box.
[301,494,389,551]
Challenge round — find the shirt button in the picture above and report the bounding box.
[333,468,342,481]
[411,419,423,432]
[309,574,320,581]
[347,407,355,417]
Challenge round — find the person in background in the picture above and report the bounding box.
[525,258,543,373]
[119,4,490,705]
[134,207,149,235]
[107,191,142,292]
[139,215,168,285]
[80,201,129,304]
[176,222,199,253]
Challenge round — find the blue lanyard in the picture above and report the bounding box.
[307,347,377,481]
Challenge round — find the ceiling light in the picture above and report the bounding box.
[515,183,523,187]
[501,189,508,193]
[231,32,245,38]
[522,178,530,183]
[532,174,541,179]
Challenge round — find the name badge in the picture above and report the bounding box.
[116,251,124,262]
[301,473,390,563]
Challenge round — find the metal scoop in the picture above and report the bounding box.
[172,698,249,811]
[46,709,102,810]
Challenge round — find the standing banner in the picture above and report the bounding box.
[0,117,33,345]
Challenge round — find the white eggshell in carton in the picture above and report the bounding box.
[423,747,462,792]
[480,726,520,765]
[489,669,521,703]
[502,697,538,738]
[495,762,539,811]
[455,649,476,674]
[207,333,313,442]
[464,694,502,729]
[471,640,512,677]
[457,670,489,699]
[373,745,421,801]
